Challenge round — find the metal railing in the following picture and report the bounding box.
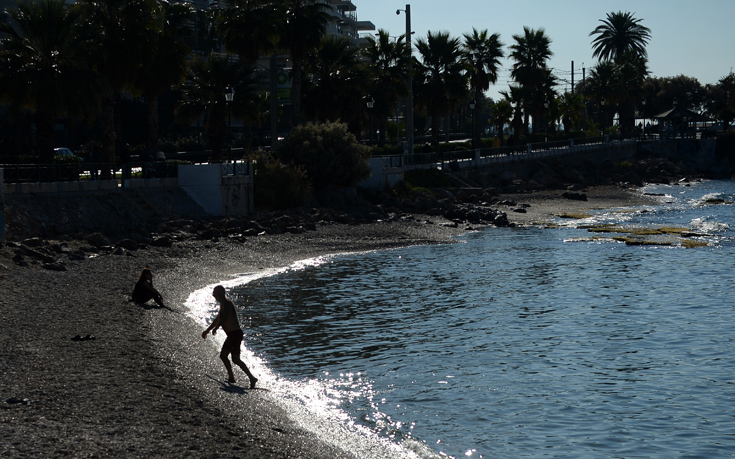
[0,161,180,184]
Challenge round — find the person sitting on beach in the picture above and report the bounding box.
[202,285,258,388]
[131,268,167,309]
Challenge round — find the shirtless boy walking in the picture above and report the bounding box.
[202,285,258,388]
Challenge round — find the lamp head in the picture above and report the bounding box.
[396,9,400,15]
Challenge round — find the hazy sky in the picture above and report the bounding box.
[356,0,735,100]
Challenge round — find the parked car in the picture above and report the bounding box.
[54,147,76,157]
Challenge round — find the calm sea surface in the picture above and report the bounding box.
[189,180,735,458]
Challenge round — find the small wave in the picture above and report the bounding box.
[690,217,730,233]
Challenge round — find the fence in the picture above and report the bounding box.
[0,161,179,184]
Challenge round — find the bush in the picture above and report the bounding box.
[252,152,311,210]
[276,121,371,190]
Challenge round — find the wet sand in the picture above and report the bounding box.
[0,185,656,458]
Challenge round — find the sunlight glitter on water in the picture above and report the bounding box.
[183,256,437,459]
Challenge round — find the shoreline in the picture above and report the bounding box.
[0,184,659,458]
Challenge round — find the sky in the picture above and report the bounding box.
[355,0,735,100]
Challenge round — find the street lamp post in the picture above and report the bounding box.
[600,96,606,136]
[469,99,476,150]
[366,95,375,146]
[396,5,413,158]
[642,97,647,138]
[225,86,235,161]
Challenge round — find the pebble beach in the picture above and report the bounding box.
[0,185,657,458]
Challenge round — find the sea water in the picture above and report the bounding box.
[187,180,735,458]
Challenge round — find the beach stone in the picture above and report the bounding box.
[87,233,111,248]
[21,237,45,248]
[116,239,139,251]
[42,262,67,271]
[150,235,173,247]
[198,228,222,241]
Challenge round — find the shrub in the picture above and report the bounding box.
[276,121,371,190]
[252,152,311,210]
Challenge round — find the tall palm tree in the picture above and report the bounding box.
[590,11,651,63]
[214,0,280,152]
[462,28,504,145]
[177,55,254,162]
[557,92,584,132]
[363,29,409,146]
[302,36,369,130]
[276,0,330,128]
[0,0,95,162]
[215,0,280,64]
[509,27,554,135]
[415,31,467,153]
[134,1,194,150]
[584,60,617,130]
[76,0,160,172]
[489,98,513,143]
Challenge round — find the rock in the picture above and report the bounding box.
[116,239,139,251]
[42,262,67,271]
[21,237,45,248]
[87,233,111,248]
[150,235,173,247]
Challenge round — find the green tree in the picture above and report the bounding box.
[590,11,651,133]
[177,56,254,161]
[415,31,467,153]
[77,0,160,171]
[277,0,330,128]
[509,27,554,135]
[0,0,95,161]
[134,1,194,150]
[590,11,651,63]
[215,0,280,152]
[489,98,513,143]
[302,36,369,131]
[557,92,584,132]
[363,29,409,146]
[462,28,504,146]
[276,121,371,190]
[583,60,617,130]
[215,0,279,64]
[704,73,735,131]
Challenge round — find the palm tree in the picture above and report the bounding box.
[509,27,554,135]
[584,60,617,131]
[276,0,330,128]
[215,0,280,64]
[302,36,369,131]
[177,55,254,162]
[590,11,651,63]
[76,0,160,173]
[134,1,194,150]
[489,99,513,144]
[214,0,280,152]
[415,31,467,153]
[557,92,584,132]
[462,28,504,146]
[363,29,409,146]
[0,0,95,162]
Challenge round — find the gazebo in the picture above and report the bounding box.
[653,106,714,136]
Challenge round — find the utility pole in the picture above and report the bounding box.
[397,5,414,157]
[571,61,574,93]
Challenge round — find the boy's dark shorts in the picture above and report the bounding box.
[222,329,244,356]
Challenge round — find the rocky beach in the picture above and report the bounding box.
[0,186,662,458]
[0,173,679,458]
